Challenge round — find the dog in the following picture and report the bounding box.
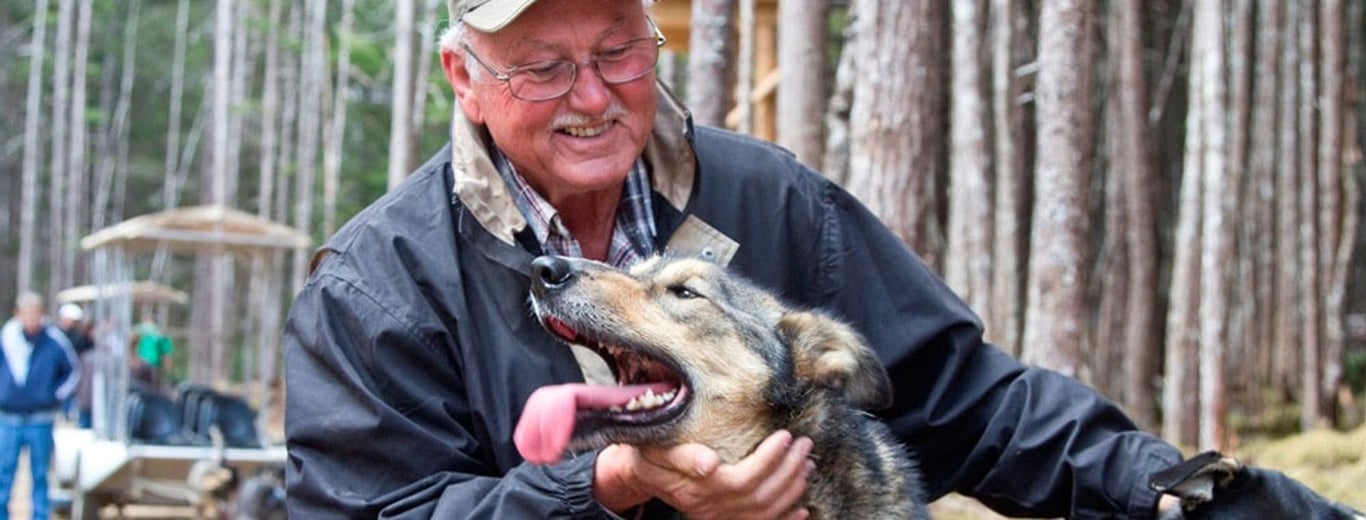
[515,254,929,519]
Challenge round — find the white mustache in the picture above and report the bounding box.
[553,102,629,129]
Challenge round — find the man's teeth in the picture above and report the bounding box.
[562,122,610,138]
[611,388,677,412]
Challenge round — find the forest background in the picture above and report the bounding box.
[1,0,1364,512]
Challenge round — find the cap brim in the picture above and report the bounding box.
[463,0,538,32]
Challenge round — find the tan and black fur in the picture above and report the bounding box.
[528,255,929,519]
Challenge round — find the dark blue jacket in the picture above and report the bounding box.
[285,85,1185,519]
[0,322,80,414]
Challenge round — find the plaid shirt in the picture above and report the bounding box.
[490,147,656,268]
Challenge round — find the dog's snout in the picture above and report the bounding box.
[532,256,575,289]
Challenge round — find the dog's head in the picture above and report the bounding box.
[519,254,891,462]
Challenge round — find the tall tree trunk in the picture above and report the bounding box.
[192,0,237,385]
[1317,0,1348,428]
[259,0,285,220]
[1022,0,1094,378]
[845,0,945,267]
[410,0,443,134]
[325,0,357,237]
[1193,0,1231,451]
[776,0,827,168]
[945,0,992,314]
[92,0,140,231]
[1225,0,1255,415]
[1273,0,1302,403]
[1296,0,1322,431]
[152,0,193,283]
[47,0,74,300]
[987,0,1029,356]
[1249,0,1283,396]
[18,0,51,295]
[1164,66,1204,449]
[387,0,416,190]
[61,0,92,291]
[687,0,736,127]
[293,0,328,293]
[227,0,255,205]
[1110,0,1160,429]
[821,3,859,185]
[732,0,755,134]
[276,2,303,226]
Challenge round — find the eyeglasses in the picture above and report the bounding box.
[463,24,666,102]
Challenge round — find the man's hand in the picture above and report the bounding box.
[594,430,816,519]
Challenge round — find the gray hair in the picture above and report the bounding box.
[15,291,43,311]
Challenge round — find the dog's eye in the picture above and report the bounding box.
[667,285,701,299]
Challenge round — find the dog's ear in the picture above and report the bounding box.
[777,311,893,410]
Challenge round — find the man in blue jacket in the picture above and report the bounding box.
[0,293,79,520]
[283,0,1364,518]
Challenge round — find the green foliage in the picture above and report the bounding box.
[1346,348,1366,394]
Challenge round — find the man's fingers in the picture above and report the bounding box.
[750,436,814,505]
[730,430,798,479]
[640,443,721,478]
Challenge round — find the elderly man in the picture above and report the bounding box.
[283,1,1363,518]
[1,293,79,520]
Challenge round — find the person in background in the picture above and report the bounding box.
[282,1,1366,518]
[56,303,93,426]
[128,316,173,392]
[0,293,79,520]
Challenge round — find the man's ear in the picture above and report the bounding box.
[777,311,893,410]
[441,48,485,125]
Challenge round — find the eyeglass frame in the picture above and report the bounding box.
[461,20,667,102]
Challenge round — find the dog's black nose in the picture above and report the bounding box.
[531,256,575,289]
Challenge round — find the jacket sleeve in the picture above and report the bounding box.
[49,325,81,401]
[814,185,1183,519]
[284,270,613,519]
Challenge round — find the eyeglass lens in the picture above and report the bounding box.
[509,38,660,101]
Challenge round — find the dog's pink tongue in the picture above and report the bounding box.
[514,383,669,465]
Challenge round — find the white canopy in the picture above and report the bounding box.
[80,204,310,254]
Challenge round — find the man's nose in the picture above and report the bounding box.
[565,62,612,112]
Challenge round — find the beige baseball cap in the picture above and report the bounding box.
[449,0,538,33]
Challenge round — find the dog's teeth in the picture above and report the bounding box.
[618,388,677,413]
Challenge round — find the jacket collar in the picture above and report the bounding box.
[449,81,696,246]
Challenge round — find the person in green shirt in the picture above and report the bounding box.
[130,318,172,391]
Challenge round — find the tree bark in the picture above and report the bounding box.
[293,0,328,293]
[18,0,51,295]
[687,0,736,128]
[821,4,859,185]
[258,0,283,219]
[92,0,141,231]
[1164,64,1203,449]
[776,0,827,168]
[1022,0,1093,379]
[845,0,945,267]
[1317,0,1348,428]
[1274,0,1302,403]
[387,0,417,190]
[1193,0,1231,451]
[987,0,1029,357]
[945,0,992,314]
[1248,0,1282,396]
[325,0,357,236]
[1296,0,1322,431]
[1106,0,1160,429]
[46,0,74,300]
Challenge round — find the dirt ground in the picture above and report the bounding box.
[926,422,1366,519]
